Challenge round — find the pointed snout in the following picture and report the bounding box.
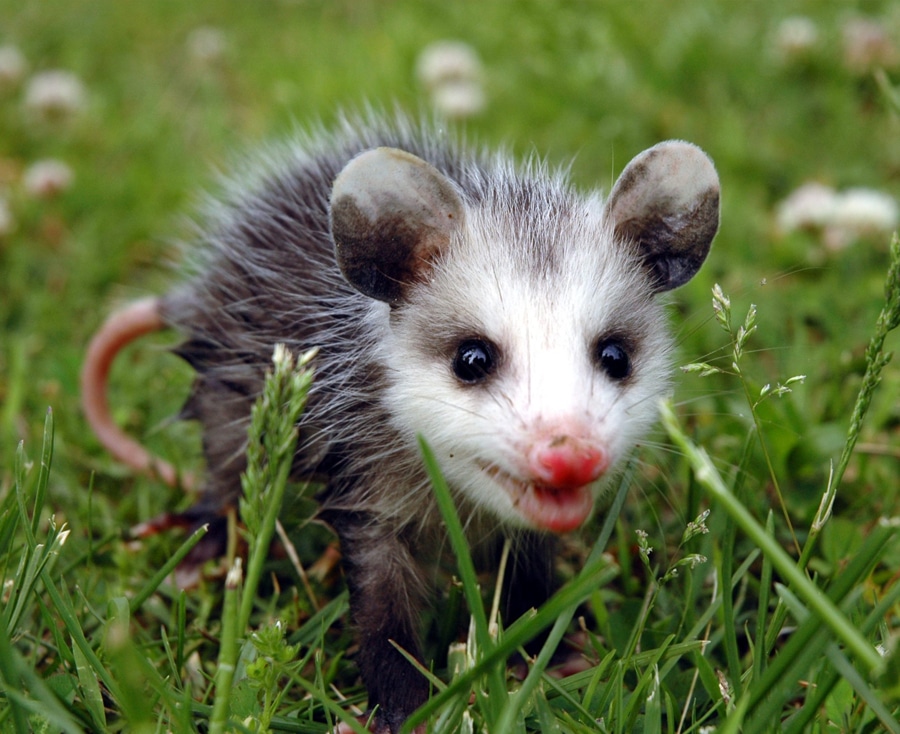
[527,435,609,490]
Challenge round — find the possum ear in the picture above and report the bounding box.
[329,147,465,303]
[605,141,719,292]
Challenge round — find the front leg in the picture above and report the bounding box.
[332,514,431,734]
[504,531,557,626]
[504,532,592,677]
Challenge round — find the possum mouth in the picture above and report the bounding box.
[483,466,594,533]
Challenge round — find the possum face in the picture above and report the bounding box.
[330,144,719,532]
[384,205,673,531]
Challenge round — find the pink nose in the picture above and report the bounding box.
[528,437,608,489]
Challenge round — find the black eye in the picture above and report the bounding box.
[453,339,496,383]
[595,338,631,380]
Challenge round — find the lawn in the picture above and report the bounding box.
[1,0,899,732]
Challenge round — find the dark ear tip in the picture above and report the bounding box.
[647,247,710,293]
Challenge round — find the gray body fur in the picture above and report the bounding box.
[166,119,504,526]
[108,114,719,733]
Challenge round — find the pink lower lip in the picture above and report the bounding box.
[484,466,595,532]
[520,483,595,532]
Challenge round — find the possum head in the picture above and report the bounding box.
[330,144,719,532]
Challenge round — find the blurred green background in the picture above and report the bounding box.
[1,2,899,730]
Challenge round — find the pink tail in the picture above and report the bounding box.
[81,297,188,488]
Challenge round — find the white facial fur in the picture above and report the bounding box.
[329,140,717,532]
[373,192,673,531]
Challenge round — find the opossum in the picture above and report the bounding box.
[81,114,719,734]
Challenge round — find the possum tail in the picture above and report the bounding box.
[81,297,190,489]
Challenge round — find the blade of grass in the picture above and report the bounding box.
[642,665,661,734]
[204,346,315,731]
[538,666,599,725]
[209,560,242,734]
[776,583,900,734]
[5,547,41,635]
[752,511,774,684]
[659,400,884,676]
[657,546,760,688]
[128,522,209,614]
[31,408,54,537]
[0,645,86,734]
[532,687,562,733]
[720,429,755,700]
[418,436,508,728]
[782,578,900,734]
[14,441,36,550]
[238,346,315,632]
[492,458,636,734]
[418,437,490,650]
[72,634,107,730]
[40,570,122,702]
[624,637,674,729]
[405,549,619,731]
[176,589,187,679]
[6,524,69,640]
[288,590,349,648]
[823,649,900,734]
[743,518,897,731]
[290,674,371,734]
[409,456,632,733]
[580,648,617,713]
[0,479,22,558]
[830,233,900,498]
[10,409,54,560]
[0,622,38,734]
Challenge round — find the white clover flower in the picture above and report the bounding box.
[830,188,899,235]
[431,80,486,119]
[187,26,228,65]
[776,182,839,234]
[23,159,74,198]
[24,70,86,119]
[777,182,898,251]
[0,196,14,236]
[774,16,819,60]
[416,40,486,119]
[842,17,898,73]
[0,45,27,87]
[417,40,483,90]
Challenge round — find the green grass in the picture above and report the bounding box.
[2,0,900,731]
